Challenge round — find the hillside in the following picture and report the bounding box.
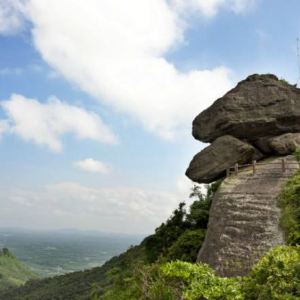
[0,155,299,299]
[0,248,38,292]
[0,184,216,300]
[0,249,139,300]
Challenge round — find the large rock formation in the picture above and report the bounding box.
[197,155,299,277]
[185,74,300,276]
[269,133,300,155]
[186,74,300,184]
[193,74,300,143]
[186,135,262,183]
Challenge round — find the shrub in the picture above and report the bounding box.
[166,229,206,262]
[161,261,243,300]
[243,246,300,300]
[279,170,300,245]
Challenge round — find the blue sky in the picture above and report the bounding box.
[0,0,299,234]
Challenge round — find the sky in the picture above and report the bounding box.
[0,0,299,234]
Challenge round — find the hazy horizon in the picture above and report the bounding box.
[0,0,300,234]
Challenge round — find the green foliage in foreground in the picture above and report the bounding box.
[0,248,38,292]
[99,246,300,300]
[243,246,300,300]
[279,150,300,245]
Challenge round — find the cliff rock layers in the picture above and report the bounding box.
[197,155,298,276]
[186,74,300,276]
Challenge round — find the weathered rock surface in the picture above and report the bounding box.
[186,135,262,183]
[193,74,300,143]
[269,133,300,155]
[253,137,273,154]
[197,155,299,277]
[254,133,300,155]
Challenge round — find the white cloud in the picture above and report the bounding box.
[21,0,237,140]
[0,0,26,34]
[0,0,258,138]
[74,158,111,174]
[0,94,118,152]
[0,181,192,234]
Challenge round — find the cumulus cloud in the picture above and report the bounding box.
[0,94,118,152]
[74,158,111,174]
[1,0,258,138]
[0,0,26,34]
[0,181,192,233]
[19,0,238,140]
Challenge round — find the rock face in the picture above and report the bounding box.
[192,74,300,143]
[186,135,262,183]
[186,74,300,184]
[197,156,299,277]
[185,73,300,276]
[254,133,300,155]
[268,133,300,155]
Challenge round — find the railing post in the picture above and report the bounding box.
[235,163,239,175]
[252,160,256,175]
[226,168,230,177]
[282,159,286,174]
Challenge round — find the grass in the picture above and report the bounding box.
[278,149,300,245]
[0,250,38,291]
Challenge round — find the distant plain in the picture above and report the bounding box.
[0,228,143,277]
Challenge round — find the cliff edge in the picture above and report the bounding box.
[197,155,299,276]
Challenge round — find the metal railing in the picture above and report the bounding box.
[226,159,299,177]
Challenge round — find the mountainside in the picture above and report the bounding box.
[1,156,299,299]
[0,248,38,292]
[0,248,140,300]
[1,74,300,299]
[0,185,214,300]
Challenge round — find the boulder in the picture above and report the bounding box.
[254,133,300,155]
[186,135,263,183]
[269,133,300,155]
[193,74,300,143]
[253,137,273,154]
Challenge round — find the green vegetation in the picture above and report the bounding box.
[279,149,300,244]
[0,248,38,292]
[243,246,300,299]
[279,78,291,85]
[100,246,300,300]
